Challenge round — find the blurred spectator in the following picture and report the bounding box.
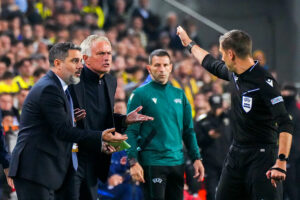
[99,151,143,200]
[184,18,202,46]
[15,88,30,115]
[8,15,22,40]
[112,55,126,76]
[56,28,70,43]
[191,63,205,88]
[35,0,54,19]
[132,0,157,36]
[194,94,231,200]
[253,49,269,70]
[15,0,28,13]
[105,0,130,29]
[24,39,35,56]
[269,69,278,81]
[114,99,127,115]
[0,34,12,55]
[281,84,300,200]
[1,0,22,18]
[0,17,9,33]
[156,31,171,50]
[115,86,126,101]
[33,67,47,83]
[171,59,199,116]
[31,54,49,70]
[0,93,19,125]
[115,17,128,41]
[55,11,74,29]
[209,43,221,60]
[211,80,224,95]
[21,23,33,40]
[33,23,50,47]
[0,58,10,80]
[194,92,210,120]
[128,16,147,48]
[162,12,182,50]
[0,72,18,94]
[12,58,34,92]
[82,0,105,28]
[1,110,18,153]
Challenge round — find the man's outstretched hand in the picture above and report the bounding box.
[125,106,154,125]
[176,26,192,47]
[102,128,128,143]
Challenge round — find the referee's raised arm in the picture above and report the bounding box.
[177,26,230,81]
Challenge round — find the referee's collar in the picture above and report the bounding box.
[235,60,259,77]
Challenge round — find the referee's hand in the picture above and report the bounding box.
[177,26,192,47]
[130,162,145,183]
[193,159,205,182]
[266,160,287,188]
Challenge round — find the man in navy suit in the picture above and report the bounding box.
[9,42,127,200]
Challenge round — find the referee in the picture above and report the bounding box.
[177,26,293,200]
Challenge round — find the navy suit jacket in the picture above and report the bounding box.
[0,111,10,169]
[69,69,127,183]
[9,70,102,190]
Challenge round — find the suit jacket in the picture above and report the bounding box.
[9,70,102,190]
[69,68,126,183]
[0,111,10,169]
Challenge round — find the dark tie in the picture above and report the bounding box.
[65,88,75,126]
[65,88,78,170]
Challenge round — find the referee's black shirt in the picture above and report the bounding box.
[202,54,293,145]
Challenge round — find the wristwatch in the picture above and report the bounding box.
[186,41,197,53]
[278,154,288,161]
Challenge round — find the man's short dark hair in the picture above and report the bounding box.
[0,56,11,67]
[149,49,171,65]
[14,58,32,69]
[219,30,252,59]
[33,68,47,77]
[48,42,81,67]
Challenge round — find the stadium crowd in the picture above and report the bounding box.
[0,0,299,199]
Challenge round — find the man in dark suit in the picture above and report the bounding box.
[68,35,153,200]
[9,42,128,200]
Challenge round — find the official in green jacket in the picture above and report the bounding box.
[126,49,205,200]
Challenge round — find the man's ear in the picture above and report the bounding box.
[228,49,235,61]
[82,55,88,63]
[53,59,60,67]
[169,63,173,72]
[146,65,151,73]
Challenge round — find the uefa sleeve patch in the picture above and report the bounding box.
[270,96,283,105]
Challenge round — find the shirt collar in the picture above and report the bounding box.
[84,65,103,82]
[55,74,68,92]
[234,60,259,78]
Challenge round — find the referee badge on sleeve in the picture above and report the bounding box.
[242,96,252,113]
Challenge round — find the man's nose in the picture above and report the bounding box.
[158,66,165,72]
[77,62,83,69]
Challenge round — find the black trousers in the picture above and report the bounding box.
[216,143,282,200]
[14,165,76,200]
[66,154,98,200]
[204,164,222,200]
[143,164,184,200]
